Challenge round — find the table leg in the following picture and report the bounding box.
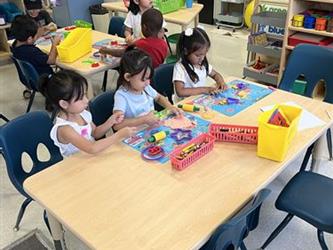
[47,211,66,250]
[195,15,199,27]
[310,134,328,172]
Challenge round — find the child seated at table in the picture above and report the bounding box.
[40,69,137,157]
[124,0,166,44]
[24,0,57,35]
[113,48,182,130]
[173,27,227,101]
[100,8,168,68]
[11,15,61,101]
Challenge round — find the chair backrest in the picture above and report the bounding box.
[108,16,125,38]
[152,63,175,104]
[200,189,271,250]
[11,56,40,91]
[279,44,333,104]
[0,111,63,198]
[89,91,115,127]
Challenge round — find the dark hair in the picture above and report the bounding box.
[24,0,42,10]
[11,15,38,42]
[128,0,140,15]
[141,8,163,37]
[176,27,211,83]
[39,70,88,111]
[117,47,154,90]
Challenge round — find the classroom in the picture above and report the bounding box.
[0,0,332,249]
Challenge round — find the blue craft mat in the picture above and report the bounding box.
[191,79,273,116]
[123,112,210,163]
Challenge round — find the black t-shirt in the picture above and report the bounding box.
[11,40,53,76]
[31,10,53,27]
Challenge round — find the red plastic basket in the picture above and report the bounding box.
[209,124,258,144]
[170,133,215,171]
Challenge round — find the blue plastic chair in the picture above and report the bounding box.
[101,16,126,92]
[201,189,271,250]
[0,111,63,231]
[152,63,175,111]
[261,165,333,249]
[89,90,115,128]
[11,56,40,113]
[0,2,22,22]
[108,16,126,37]
[279,44,333,161]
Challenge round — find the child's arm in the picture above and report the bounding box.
[174,81,216,97]
[99,47,126,58]
[209,69,227,90]
[124,26,136,45]
[92,112,124,139]
[113,110,159,130]
[155,94,182,116]
[57,125,137,154]
[47,35,61,65]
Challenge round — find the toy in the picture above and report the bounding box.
[148,131,169,142]
[170,129,192,143]
[91,62,100,67]
[219,97,240,105]
[141,146,165,161]
[268,108,290,127]
[178,104,200,112]
[252,57,266,70]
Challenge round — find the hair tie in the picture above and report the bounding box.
[48,74,52,79]
[185,28,193,37]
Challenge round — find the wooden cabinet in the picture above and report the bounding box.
[0,0,25,62]
[279,0,333,82]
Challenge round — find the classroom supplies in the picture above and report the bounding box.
[170,133,215,170]
[178,104,200,112]
[153,0,183,14]
[57,28,92,63]
[141,146,165,161]
[209,124,258,144]
[304,15,316,29]
[268,108,290,127]
[123,111,210,163]
[315,17,327,31]
[148,131,169,142]
[257,104,302,162]
[74,20,92,28]
[292,14,304,27]
[327,18,333,33]
[191,80,273,116]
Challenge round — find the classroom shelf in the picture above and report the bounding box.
[247,43,282,58]
[251,11,287,28]
[288,26,333,38]
[243,67,278,85]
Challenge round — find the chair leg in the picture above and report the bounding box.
[261,214,294,249]
[326,129,332,161]
[164,34,173,55]
[43,210,52,235]
[240,241,247,250]
[102,71,108,92]
[26,90,36,113]
[0,114,10,122]
[299,143,315,172]
[13,197,33,231]
[317,230,328,250]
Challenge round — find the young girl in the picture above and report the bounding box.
[113,48,181,130]
[39,70,137,157]
[124,0,165,45]
[173,27,227,101]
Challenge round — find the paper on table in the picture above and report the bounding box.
[260,102,326,131]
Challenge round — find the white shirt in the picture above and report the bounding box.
[113,85,158,118]
[124,11,167,39]
[50,110,94,157]
[172,61,213,101]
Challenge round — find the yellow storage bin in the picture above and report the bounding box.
[57,28,92,63]
[257,104,302,162]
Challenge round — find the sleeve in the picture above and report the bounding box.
[113,90,127,113]
[172,63,186,84]
[146,85,158,99]
[162,19,167,28]
[41,10,53,25]
[124,12,133,29]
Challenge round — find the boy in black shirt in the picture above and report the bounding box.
[11,15,61,101]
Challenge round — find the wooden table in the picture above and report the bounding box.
[24,77,333,250]
[102,2,204,31]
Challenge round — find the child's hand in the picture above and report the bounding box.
[116,126,137,139]
[206,86,218,95]
[52,35,62,46]
[144,111,160,126]
[217,82,228,91]
[168,106,183,118]
[99,46,109,55]
[125,35,135,45]
[109,112,124,125]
